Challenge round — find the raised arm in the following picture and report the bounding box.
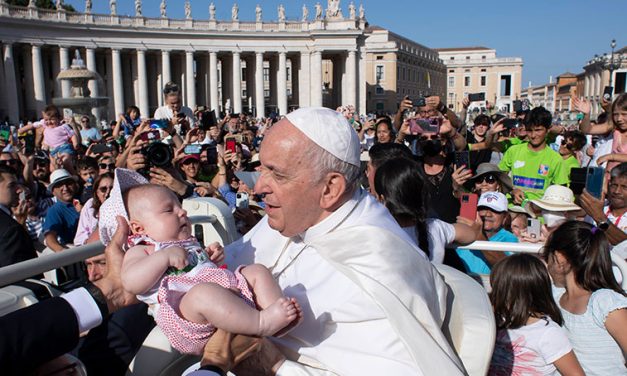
[121,245,187,295]
[573,96,612,135]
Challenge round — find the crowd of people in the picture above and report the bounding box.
[0,80,626,375]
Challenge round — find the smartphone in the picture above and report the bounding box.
[205,145,218,165]
[91,143,113,154]
[139,130,161,142]
[468,93,485,102]
[459,193,478,221]
[409,119,422,135]
[527,218,541,239]
[19,191,26,202]
[225,138,237,154]
[415,97,426,107]
[184,144,202,155]
[0,129,9,142]
[424,117,442,134]
[199,110,217,130]
[569,167,587,195]
[236,192,249,209]
[490,113,506,125]
[585,167,605,199]
[19,133,35,154]
[603,86,614,102]
[149,118,169,129]
[454,151,470,169]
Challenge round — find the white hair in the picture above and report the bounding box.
[306,141,361,193]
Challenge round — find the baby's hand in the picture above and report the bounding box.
[206,242,225,265]
[165,246,188,270]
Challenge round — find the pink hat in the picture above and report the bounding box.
[98,168,148,246]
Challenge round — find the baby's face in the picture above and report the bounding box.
[130,187,191,242]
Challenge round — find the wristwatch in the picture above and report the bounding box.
[597,219,610,231]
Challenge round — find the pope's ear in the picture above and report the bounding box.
[319,172,347,210]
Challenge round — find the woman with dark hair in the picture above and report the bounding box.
[543,220,627,375]
[374,118,394,144]
[373,157,477,263]
[74,172,114,245]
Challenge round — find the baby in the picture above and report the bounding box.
[99,169,301,355]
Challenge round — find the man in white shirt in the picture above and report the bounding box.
[153,81,196,135]
[221,108,465,375]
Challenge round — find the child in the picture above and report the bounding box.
[488,254,584,376]
[544,221,627,376]
[18,105,78,158]
[76,157,98,204]
[99,169,301,355]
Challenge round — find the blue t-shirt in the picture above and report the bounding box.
[80,127,102,145]
[218,184,237,209]
[456,228,518,274]
[43,201,80,245]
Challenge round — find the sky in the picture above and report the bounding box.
[64,0,627,88]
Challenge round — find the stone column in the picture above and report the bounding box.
[137,49,149,116]
[3,43,19,124]
[185,51,196,109]
[111,48,125,116]
[310,50,322,107]
[298,51,311,108]
[59,47,71,98]
[51,48,61,98]
[31,45,46,114]
[161,50,171,85]
[346,50,357,108]
[85,47,100,121]
[358,47,366,115]
[278,52,288,116]
[209,51,219,112]
[232,52,242,114]
[255,52,265,118]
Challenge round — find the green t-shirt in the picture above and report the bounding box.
[498,143,569,201]
[499,137,525,153]
[562,156,581,186]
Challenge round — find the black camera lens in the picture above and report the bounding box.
[142,143,172,168]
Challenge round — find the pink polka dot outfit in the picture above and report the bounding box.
[129,235,255,355]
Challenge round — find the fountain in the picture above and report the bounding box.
[52,50,108,126]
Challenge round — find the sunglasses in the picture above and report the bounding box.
[560,139,574,150]
[98,185,114,194]
[0,159,18,166]
[163,85,180,95]
[99,163,115,170]
[476,174,497,184]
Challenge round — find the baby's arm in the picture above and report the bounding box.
[121,245,188,295]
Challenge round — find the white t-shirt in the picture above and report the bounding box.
[489,317,572,376]
[589,133,613,167]
[402,218,455,264]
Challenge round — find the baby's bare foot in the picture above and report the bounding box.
[258,297,300,336]
[274,297,303,337]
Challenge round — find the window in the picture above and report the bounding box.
[481,55,486,60]
[376,55,383,60]
[464,69,470,73]
[448,69,454,73]
[450,57,454,60]
[242,67,247,78]
[448,76,455,87]
[263,67,269,82]
[480,76,486,86]
[481,68,487,72]
[375,86,384,95]
[500,75,512,96]
[286,67,290,80]
[616,72,626,94]
[466,56,470,60]
[264,89,270,98]
[287,89,291,96]
[376,102,384,110]
[464,76,471,87]
[376,65,384,82]
[242,90,247,98]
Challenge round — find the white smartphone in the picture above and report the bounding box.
[235,192,249,209]
[527,218,541,239]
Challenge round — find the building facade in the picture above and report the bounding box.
[0,2,373,124]
[436,47,523,113]
[520,81,557,114]
[580,46,627,118]
[363,27,446,113]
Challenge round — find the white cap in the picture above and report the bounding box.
[48,169,77,193]
[285,107,361,167]
[477,191,508,213]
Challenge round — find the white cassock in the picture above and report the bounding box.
[226,189,465,375]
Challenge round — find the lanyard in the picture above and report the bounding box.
[605,207,624,228]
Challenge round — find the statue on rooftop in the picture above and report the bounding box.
[278,4,285,22]
[302,4,309,22]
[109,0,117,16]
[231,3,239,22]
[209,2,216,21]
[256,4,262,22]
[135,0,142,17]
[314,2,322,20]
[185,0,191,19]
[348,2,356,19]
[160,0,166,18]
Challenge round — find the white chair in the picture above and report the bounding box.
[436,264,496,376]
[183,197,240,246]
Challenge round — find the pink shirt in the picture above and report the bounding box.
[44,123,74,148]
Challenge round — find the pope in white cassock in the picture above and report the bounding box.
[224,107,466,375]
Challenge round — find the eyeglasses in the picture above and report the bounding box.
[81,119,89,123]
[99,163,115,170]
[476,174,497,184]
[98,185,113,194]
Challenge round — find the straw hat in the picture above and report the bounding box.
[529,185,581,212]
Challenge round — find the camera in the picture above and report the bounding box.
[415,97,426,107]
[141,142,173,169]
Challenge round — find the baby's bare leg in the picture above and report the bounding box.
[179,282,297,336]
[240,264,284,309]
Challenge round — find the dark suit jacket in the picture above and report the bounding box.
[0,297,80,375]
[0,209,37,267]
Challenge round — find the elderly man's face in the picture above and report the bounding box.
[85,254,107,282]
[255,119,327,237]
[166,94,182,113]
[478,208,507,233]
[609,176,627,210]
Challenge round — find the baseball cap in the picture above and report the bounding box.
[477,191,508,213]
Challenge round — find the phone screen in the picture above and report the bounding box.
[454,151,469,169]
[225,139,237,154]
[586,167,605,199]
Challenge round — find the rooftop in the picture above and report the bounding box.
[434,46,492,52]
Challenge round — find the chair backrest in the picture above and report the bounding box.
[183,197,240,246]
[436,264,496,376]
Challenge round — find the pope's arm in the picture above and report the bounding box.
[277,361,339,375]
